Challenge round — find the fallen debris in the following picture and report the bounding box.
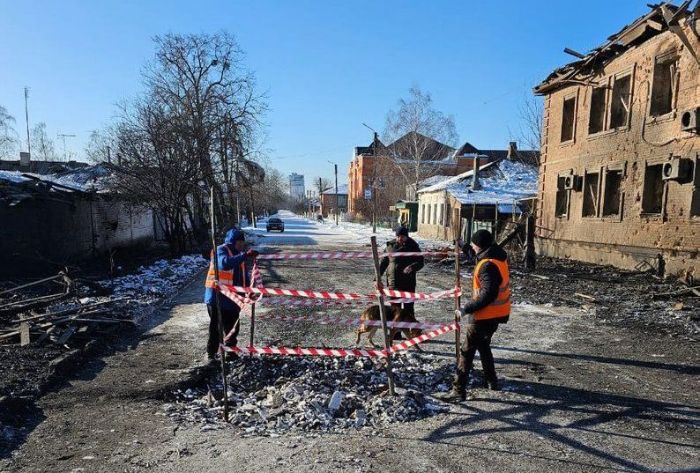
[167,352,456,435]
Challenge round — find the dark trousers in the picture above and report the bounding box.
[206,304,241,357]
[454,320,500,390]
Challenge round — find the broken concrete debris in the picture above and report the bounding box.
[167,353,455,435]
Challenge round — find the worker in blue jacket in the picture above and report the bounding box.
[204,228,258,359]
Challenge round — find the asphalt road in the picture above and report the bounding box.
[2,214,698,473]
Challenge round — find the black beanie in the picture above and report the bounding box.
[471,229,494,249]
[395,226,409,237]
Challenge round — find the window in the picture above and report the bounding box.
[610,75,631,129]
[421,204,425,224]
[439,203,445,225]
[602,169,623,216]
[589,86,607,134]
[445,203,452,226]
[650,54,678,117]
[560,96,576,142]
[582,171,600,217]
[642,164,664,214]
[433,204,438,225]
[555,176,569,217]
[427,204,431,224]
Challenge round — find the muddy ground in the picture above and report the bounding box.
[1,217,698,472]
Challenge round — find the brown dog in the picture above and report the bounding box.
[355,304,423,348]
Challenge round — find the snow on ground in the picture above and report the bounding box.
[97,254,208,318]
[244,210,449,250]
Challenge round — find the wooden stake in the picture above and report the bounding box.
[249,303,256,346]
[370,236,396,396]
[210,186,229,422]
[454,238,462,368]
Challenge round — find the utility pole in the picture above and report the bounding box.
[334,164,339,225]
[24,87,31,157]
[318,177,323,218]
[362,123,379,233]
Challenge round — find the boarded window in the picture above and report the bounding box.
[642,164,664,214]
[589,86,607,134]
[610,75,631,129]
[602,169,623,216]
[582,172,600,217]
[561,97,576,142]
[650,55,677,117]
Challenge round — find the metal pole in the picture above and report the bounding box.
[24,87,31,158]
[334,164,339,225]
[454,232,462,368]
[210,186,230,422]
[370,236,396,396]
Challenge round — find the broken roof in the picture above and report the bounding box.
[321,184,349,195]
[418,159,538,206]
[535,3,691,95]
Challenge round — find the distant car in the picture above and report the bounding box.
[266,217,285,232]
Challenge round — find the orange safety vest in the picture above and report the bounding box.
[473,258,511,321]
[205,246,247,289]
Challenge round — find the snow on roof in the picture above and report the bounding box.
[0,171,29,184]
[44,164,114,192]
[322,184,348,195]
[418,174,454,189]
[418,159,538,205]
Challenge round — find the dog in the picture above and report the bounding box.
[355,304,423,348]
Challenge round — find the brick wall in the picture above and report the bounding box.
[537,22,700,277]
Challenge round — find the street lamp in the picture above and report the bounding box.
[327,160,339,225]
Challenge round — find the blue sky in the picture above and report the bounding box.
[0,1,654,185]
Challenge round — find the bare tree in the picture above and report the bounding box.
[383,87,458,199]
[0,105,18,159]
[113,32,268,254]
[145,33,267,229]
[516,94,543,151]
[84,128,115,163]
[30,122,57,161]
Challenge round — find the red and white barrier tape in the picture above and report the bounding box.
[255,312,444,330]
[258,296,447,307]
[220,322,457,358]
[219,283,460,301]
[256,251,448,260]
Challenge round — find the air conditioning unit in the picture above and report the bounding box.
[681,107,700,133]
[560,170,582,191]
[662,156,693,183]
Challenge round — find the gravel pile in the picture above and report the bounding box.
[166,352,454,435]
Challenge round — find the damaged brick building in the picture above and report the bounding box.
[535,3,700,277]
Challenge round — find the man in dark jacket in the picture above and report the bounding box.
[378,227,424,338]
[437,229,511,402]
[204,228,258,360]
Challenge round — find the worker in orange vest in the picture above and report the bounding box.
[437,229,511,402]
[204,228,258,360]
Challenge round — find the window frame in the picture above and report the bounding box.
[560,92,578,145]
[608,66,635,131]
[554,173,571,219]
[640,159,667,217]
[601,162,627,221]
[581,167,602,218]
[647,50,679,121]
[588,79,610,136]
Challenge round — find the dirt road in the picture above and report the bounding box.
[2,214,698,472]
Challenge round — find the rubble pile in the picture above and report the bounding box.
[166,353,453,434]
